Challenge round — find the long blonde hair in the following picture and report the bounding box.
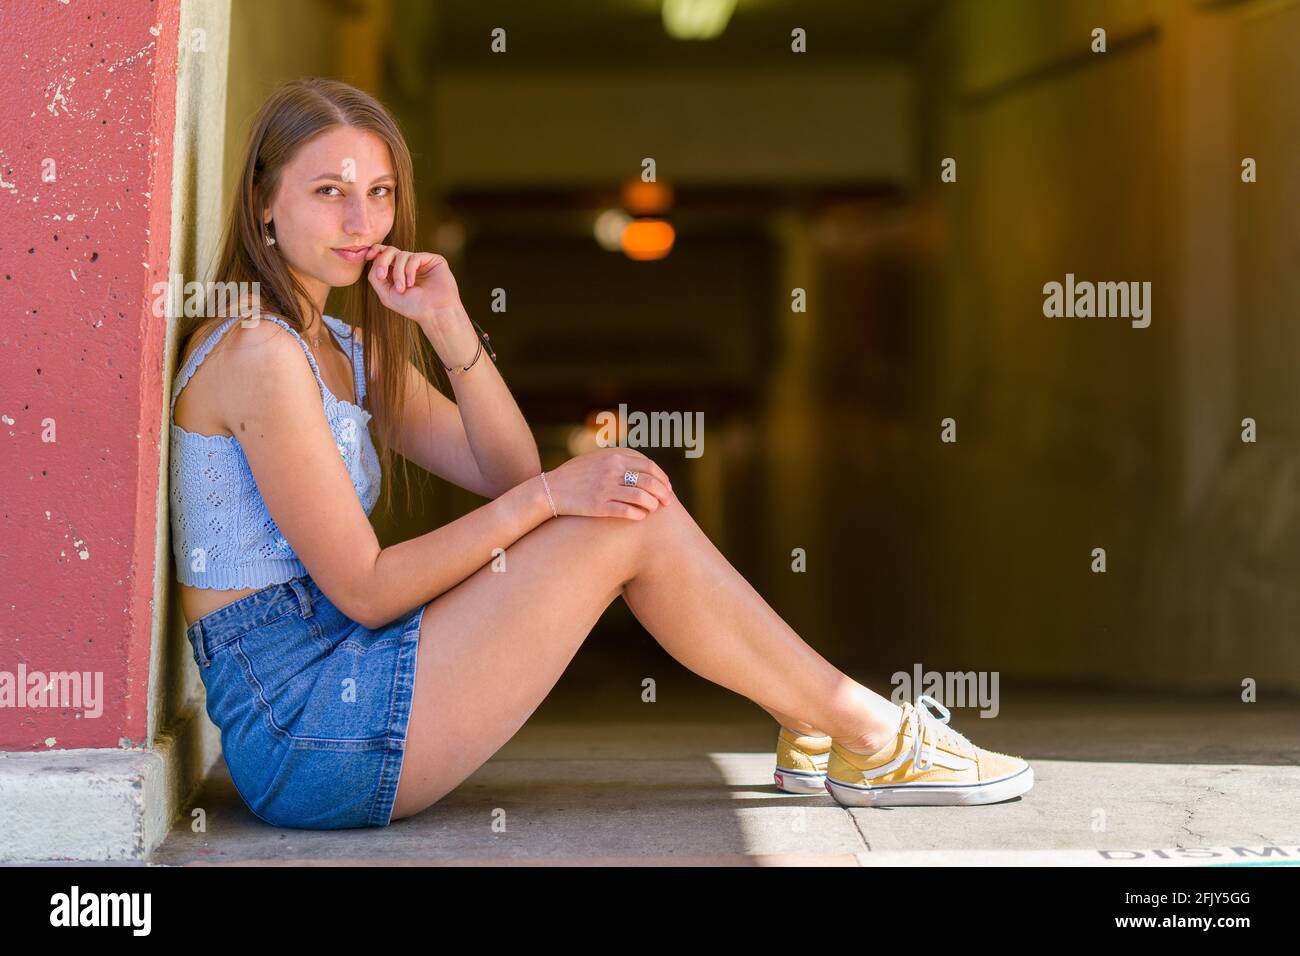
[183,76,436,518]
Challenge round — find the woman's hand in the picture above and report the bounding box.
[365,244,461,323]
[544,448,675,519]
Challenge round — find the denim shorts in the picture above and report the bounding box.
[185,574,425,829]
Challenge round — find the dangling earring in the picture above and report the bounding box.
[263,221,276,246]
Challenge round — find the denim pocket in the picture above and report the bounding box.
[231,611,333,742]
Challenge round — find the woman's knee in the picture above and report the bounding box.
[556,500,676,584]
[531,492,688,593]
[624,491,694,568]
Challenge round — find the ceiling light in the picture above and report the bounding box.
[661,0,737,41]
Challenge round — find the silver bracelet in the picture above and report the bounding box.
[539,470,558,518]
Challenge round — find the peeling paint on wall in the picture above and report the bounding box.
[0,0,182,750]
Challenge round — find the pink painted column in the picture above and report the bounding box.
[0,1,181,749]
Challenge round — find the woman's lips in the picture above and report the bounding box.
[332,247,369,262]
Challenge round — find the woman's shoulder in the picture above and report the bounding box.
[179,309,294,366]
[174,312,324,434]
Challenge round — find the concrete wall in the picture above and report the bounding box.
[904,0,1300,691]
[154,0,231,783]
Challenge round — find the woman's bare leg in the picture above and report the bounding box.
[616,500,902,748]
[756,704,829,737]
[390,495,901,821]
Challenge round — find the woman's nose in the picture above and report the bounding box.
[343,197,370,236]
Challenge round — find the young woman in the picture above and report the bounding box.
[169,77,1033,830]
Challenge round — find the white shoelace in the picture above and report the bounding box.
[908,694,974,772]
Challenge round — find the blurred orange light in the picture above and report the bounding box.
[621,180,674,216]
[621,219,675,260]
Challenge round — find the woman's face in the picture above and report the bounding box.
[262,125,397,306]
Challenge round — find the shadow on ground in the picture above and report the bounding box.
[150,633,1300,865]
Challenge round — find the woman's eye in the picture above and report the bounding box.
[316,185,391,197]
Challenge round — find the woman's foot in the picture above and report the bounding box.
[824,695,1034,807]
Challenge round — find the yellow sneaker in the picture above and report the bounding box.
[824,695,1034,807]
[773,726,833,794]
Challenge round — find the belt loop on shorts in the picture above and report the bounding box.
[288,576,314,618]
[191,621,211,668]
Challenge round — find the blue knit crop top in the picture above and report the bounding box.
[169,313,382,589]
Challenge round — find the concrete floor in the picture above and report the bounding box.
[149,690,1300,866]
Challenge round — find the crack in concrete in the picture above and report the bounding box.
[1179,766,1239,846]
[840,807,871,853]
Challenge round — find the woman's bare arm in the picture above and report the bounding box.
[395,302,540,498]
[225,320,553,630]
[363,474,551,627]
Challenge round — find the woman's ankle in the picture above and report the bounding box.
[783,724,829,738]
[834,732,890,756]
[833,702,905,755]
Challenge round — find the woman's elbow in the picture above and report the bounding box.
[350,601,387,631]
[328,575,382,629]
